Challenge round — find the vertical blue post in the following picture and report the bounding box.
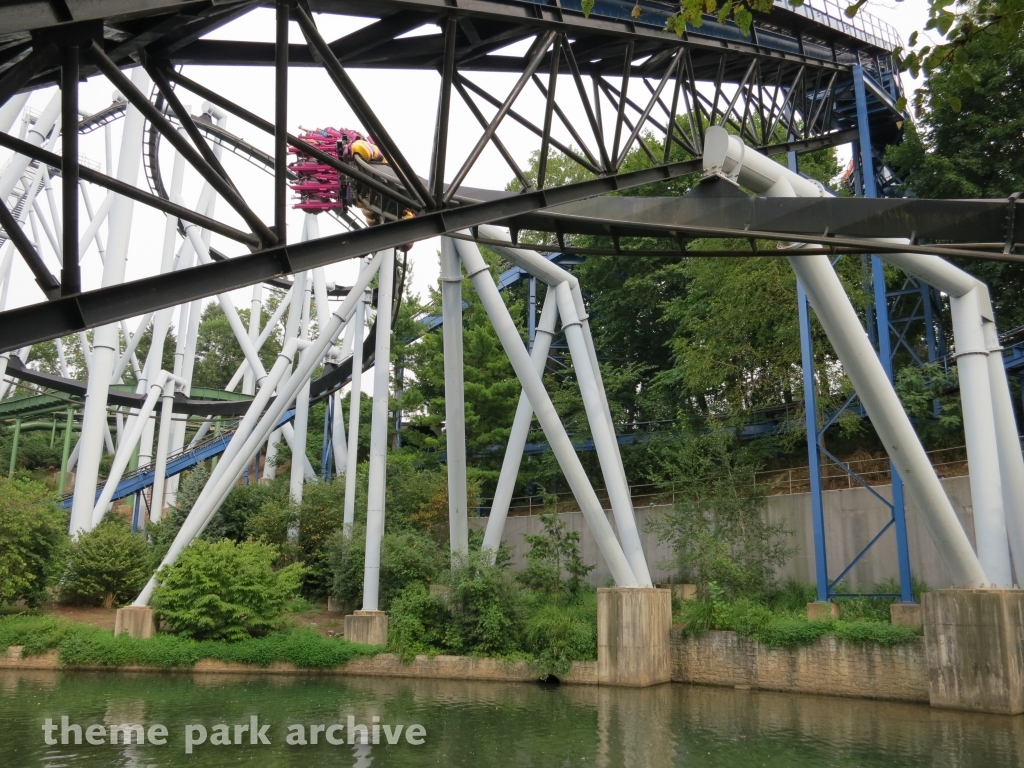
[855,63,914,603]
[791,150,828,600]
[799,281,829,602]
[132,492,142,533]
[321,395,334,481]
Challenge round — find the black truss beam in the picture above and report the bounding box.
[494,190,1024,247]
[0,197,59,298]
[0,158,707,352]
[87,42,278,246]
[0,129,263,248]
[295,4,433,208]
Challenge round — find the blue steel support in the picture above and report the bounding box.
[855,64,914,603]
[321,394,334,481]
[791,149,829,602]
[798,280,829,602]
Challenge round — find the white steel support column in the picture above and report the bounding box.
[555,282,653,586]
[482,287,558,554]
[949,289,1011,585]
[290,269,313,506]
[703,126,989,588]
[135,253,384,607]
[788,254,988,587]
[983,320,1024,580]
[440,237,469,555]
[362,249,396,612]
[150,375,176,522]
[91,371,178,526]
[69,66,149,536]
[343,263,368,528]
[453,239,639,587]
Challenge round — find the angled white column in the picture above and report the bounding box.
[440,237,468,555]
[362,249,396,612]
[135,253,384,606]
[69,67,150,536]
[473,227,651,584]
[453,238,639,587]
[343,264,368,528]
[482,286,558,555]
[703,125,989,588]
[150,375,176,522]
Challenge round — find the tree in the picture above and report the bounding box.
[0,478,66,607]
[888,34,1024,330]
[646,431,792,599]
[519,513,594,594]
[152,539,303,641]
[61,517,149,608]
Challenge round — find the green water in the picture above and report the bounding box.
[1,669,1021,767]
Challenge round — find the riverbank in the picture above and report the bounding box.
[0,613,927,701]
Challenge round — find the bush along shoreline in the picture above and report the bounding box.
[0,614,382,669]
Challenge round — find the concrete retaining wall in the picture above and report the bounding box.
[670,629,929,702]
[470,475,976,590]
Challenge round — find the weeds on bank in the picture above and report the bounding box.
[0,614,380,668]
[675,579,924,648]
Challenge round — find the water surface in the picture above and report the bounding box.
[1,669,1021,767]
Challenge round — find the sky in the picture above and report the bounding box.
[0,1,940,392]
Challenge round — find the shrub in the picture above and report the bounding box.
[328,526,445,611]
[643,434,794,602]
[523,593,597,677]
[442,550,524,656]
[0,614,381,667]
[61,517,149,608]
[152,539,303,641]
[519,512,594,594]
[0,477,66,607]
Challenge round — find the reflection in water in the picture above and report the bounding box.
[0,668,1021,767]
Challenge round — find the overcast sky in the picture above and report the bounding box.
[1,1,938,389]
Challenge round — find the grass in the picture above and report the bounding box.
[0,614,382,669]
[675,593,923,649]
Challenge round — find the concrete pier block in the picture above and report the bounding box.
[344,610,388,646]
[890,602,922,627]
[597,587,672,687]
[923,589,1024,714]
[114,606,156,639]
[807,602,840,621]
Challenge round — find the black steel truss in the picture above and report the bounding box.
[0,0,927,350]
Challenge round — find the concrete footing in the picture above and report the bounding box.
[890,602,923,628]
[807,602,840,621]
[114,606,156,639]
[597,587,672,687]
[344,610,388,646]
[923,589,1024,714]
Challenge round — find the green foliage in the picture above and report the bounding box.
[191,300,284,390]
[61,517,149,608]
[152,539,303,641]
[677,590,922,648]
[519,512,594,594]
[388,551,526,659]
[328,525,446,612]
[888,34,1024,331]
[646,432,792,599]
[0,614,380,667]
[443,551,525,656]
[522,593,597,677]
[0,477,67,606]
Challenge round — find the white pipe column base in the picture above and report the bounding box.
[440,238,469,556]
[362,250,396,612]
[788,253,988,588]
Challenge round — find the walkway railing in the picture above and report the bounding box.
[494,440,998,517]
